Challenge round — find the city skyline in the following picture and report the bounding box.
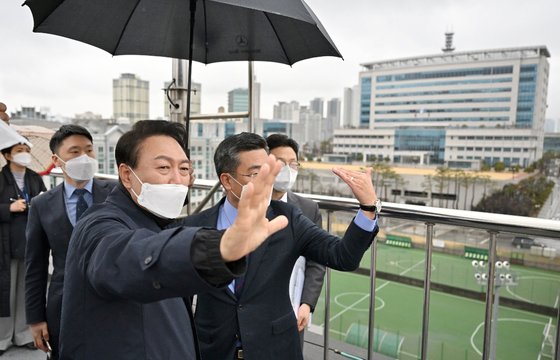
[1,0,559,121]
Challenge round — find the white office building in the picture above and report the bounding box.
[333,45,551,169]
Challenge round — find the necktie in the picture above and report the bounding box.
[234,275,245,297]
[74,189,89,222]
[234,255,249,297]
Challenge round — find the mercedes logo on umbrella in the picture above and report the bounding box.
[236,35,249,47]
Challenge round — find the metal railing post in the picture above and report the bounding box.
[420,223,435,360]
[191,180,222,214]
[555,302,560,360]
[323,210,333,360]
[482,231,498,360]
[248,61,254,133]
[367,231,379,360]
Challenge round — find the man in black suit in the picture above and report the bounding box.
[266,134,325,349]
[58,120,287,360]
[24,125,115,359]
[182,132,380,360]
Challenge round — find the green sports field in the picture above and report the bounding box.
[311,244,559,360]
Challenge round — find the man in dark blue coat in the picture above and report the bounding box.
[25,125,115,359]
[181,133,381,360]
[59,120,288,360]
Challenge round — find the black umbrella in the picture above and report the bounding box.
[24,0,342,140]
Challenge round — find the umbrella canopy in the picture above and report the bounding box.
[24,0,342,65]
[0,123,55,174]
[0,120,33,150]
[24,0,343,148]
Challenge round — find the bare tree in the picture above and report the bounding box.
[422,175,434,206]
[461,172,472,210]
[452,169,465,209]
[480,175,492,199]
[393,175,407,203]
[470,173,481,209]
[433,167,450,207]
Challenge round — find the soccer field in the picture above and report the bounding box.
[311,245,559,360]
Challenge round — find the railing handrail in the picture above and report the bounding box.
[292,191,560,239]
[50,171,560,238]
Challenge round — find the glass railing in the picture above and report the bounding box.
[50,173,560,360]
[301,194,560,360]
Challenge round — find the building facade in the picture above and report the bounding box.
[544,133,560,154]
[333,46,551,169]
[93,126,127,175]
[113,73,149,124]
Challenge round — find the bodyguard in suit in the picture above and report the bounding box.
[58,120,288,360]
[24,125,115,359]
[181,133,380,360]
[266,134,325,349]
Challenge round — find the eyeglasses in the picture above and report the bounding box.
[234,172,259,180]
[279,161,300,170]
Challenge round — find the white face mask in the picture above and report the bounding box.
[12,152,32,167]
[228,174,272,206]
[129,167,189,219]
[58,154,98,181]
[273,165,298,193]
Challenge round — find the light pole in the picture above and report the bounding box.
[472,260,518,360]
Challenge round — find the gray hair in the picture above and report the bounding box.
[214,132,269,178]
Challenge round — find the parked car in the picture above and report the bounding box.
[512,236,544,249]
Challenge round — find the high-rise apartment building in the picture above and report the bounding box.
[272,101,300,121]
[342,86,361,128]
[225,80,261,136]
[113,73,149,124]
[326,97,341,134]
[228,88,249,113]
[226,88,249,137]
[327,98,341,125]
[310,97,324,118]
[334,45,551,169]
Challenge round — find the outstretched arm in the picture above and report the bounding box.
[332,167,378,220]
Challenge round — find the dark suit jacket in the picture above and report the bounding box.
[0,165,46,317]
[182,198,378,360]
[287,192,325,312]
[59,185,216,360]
[24,178,115,356]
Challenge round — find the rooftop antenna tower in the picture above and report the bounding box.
[442,28,455,53]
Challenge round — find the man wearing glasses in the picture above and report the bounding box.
[266,134,325,351]
[181,132,380,360]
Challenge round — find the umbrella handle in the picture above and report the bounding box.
[38,162,56,177]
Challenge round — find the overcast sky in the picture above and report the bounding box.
[1,0,559,121]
